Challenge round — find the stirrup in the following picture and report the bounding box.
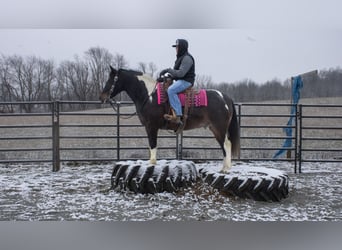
[174,120,184,134]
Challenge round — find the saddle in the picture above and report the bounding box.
[157,79,208,133]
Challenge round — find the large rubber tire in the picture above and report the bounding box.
[111,160,199,194]
[198,163,289,202]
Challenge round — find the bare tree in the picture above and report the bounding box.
[137,62,147,73]
[148,62,157,77]
[37,59,55,103]
[0,55,15,112]
[57,56,94,110]
[112,53,129,70]
[2,55,55,112]
[195,74,213,89]
[137,61,158,77]
[0,56,13,101]
[85,47,114,95]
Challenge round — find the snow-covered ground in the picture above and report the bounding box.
[0,161,341,221]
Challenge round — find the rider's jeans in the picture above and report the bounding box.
[167,79,192,116]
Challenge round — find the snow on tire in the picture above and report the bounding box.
[111,160,199,194]
[198,163,289,202]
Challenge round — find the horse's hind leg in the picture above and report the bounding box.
[210,127,232,173]
[222,136,232,173]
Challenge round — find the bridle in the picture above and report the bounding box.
[107,74,118,111]
[106,72,138,119]
[105,70,156,119]
[108,75,118,100]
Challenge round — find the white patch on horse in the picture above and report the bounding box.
[225,104,229,111]
[137,74,156,96]
[213,90,224,100]
[220,136,232,173]
[149,147,157,164]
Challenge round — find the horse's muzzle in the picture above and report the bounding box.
[99,93,109,103]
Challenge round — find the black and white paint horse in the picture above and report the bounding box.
[100,67,240,173]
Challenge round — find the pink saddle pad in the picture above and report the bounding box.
[157,83,207,107]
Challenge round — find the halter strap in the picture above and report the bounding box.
[108,75,118,99]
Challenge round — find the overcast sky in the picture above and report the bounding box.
[0,0,341,84]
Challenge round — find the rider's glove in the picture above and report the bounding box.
[159,69,169,77]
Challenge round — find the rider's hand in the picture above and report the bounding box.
[159,69,169,77]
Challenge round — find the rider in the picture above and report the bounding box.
[159,39,196,127]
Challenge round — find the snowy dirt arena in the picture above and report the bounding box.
[0,161,341,221]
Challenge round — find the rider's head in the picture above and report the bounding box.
[172,39,189,57]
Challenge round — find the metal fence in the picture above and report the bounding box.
[0,101,341,173]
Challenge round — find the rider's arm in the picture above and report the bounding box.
[167,55,193,78]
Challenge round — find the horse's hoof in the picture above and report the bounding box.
[219,170,229,174]
[149,159,157,165]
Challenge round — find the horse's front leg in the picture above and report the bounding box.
[146,127,158,164]
[149,147,157,164]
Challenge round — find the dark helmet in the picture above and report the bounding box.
[172,39,189,57]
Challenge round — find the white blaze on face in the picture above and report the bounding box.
[137,74,156,96]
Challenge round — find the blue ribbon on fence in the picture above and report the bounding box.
[273,75,303,158]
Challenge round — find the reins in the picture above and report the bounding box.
[108,99,137,120]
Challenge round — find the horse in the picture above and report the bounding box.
[99,66,240,173]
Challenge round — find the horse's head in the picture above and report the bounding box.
[99,66,144,103]
[99,66,120,103]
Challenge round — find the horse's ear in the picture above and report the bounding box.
[110,65,115,72]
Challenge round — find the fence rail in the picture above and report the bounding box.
[0,101,341,173]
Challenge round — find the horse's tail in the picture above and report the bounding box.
[228,100,240,158]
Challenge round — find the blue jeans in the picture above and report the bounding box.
[167,79,192,116]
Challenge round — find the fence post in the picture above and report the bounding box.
[116,102,120,161]
[298,104,303,173]
[237,104,242,160]
[52,101,60,172]
[177,133,183,160]
[294,104,298,173]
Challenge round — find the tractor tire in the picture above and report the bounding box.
[111,160,199,194]
[198,163,289,202]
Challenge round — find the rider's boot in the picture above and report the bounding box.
[164,108,177,122]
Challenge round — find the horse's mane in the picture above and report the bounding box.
[119,68,143,76]
[137,74,156,95]
[118,68,156,95]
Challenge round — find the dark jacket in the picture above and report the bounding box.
[167,39,196,85]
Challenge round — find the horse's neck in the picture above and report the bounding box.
[124,77,150,109]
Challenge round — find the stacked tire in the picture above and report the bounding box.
[111,160,199,194]
[110,160,289,202]
[198,163,289,202]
